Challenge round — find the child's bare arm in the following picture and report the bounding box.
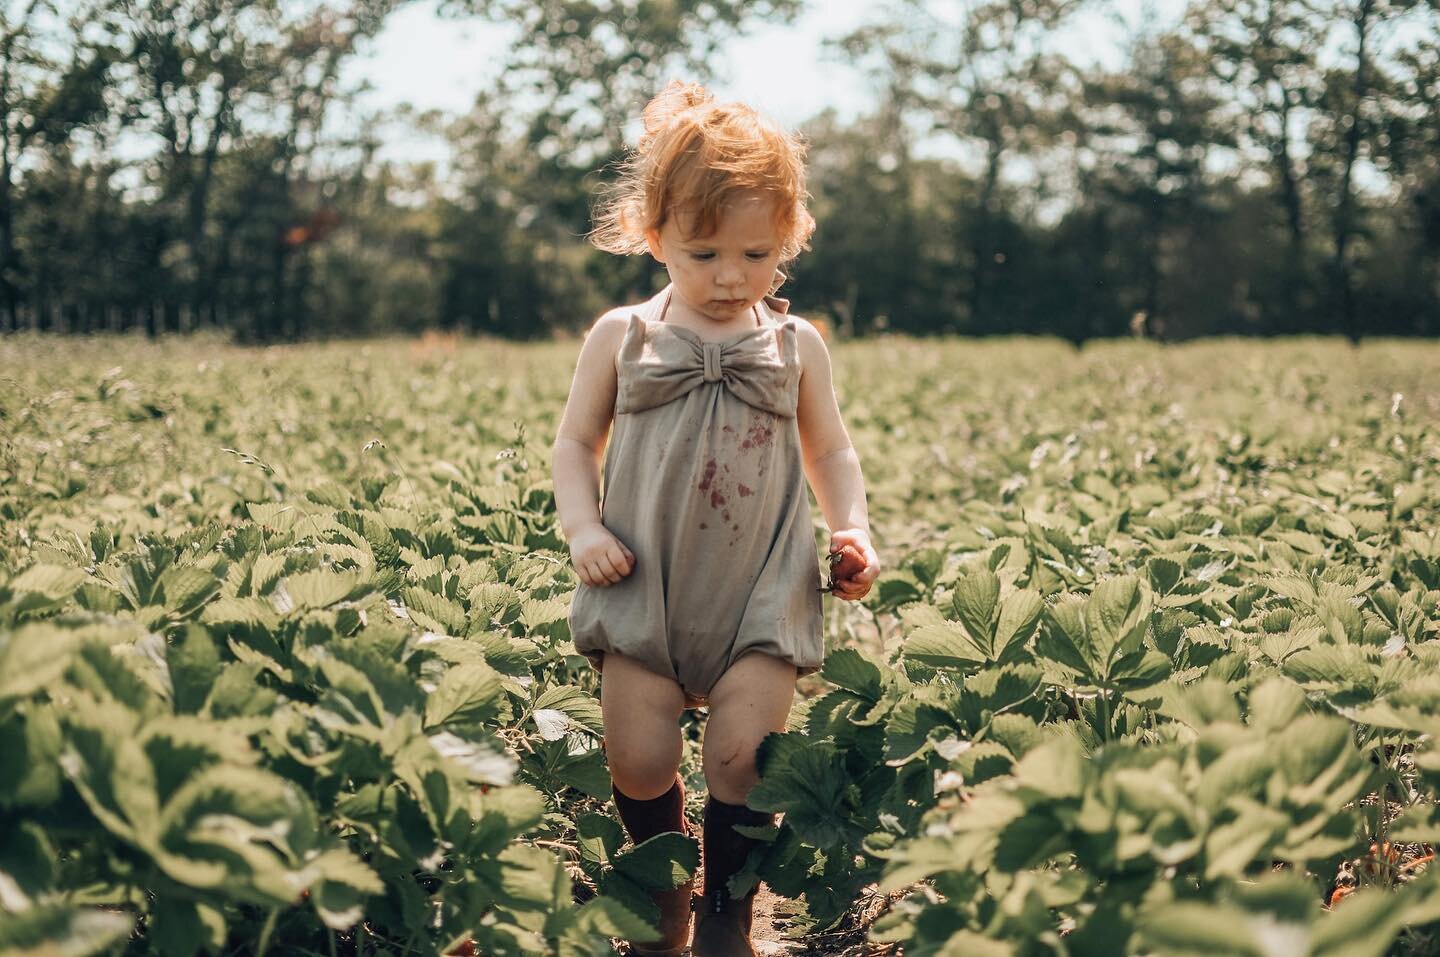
[553,312,635,585]
[794,321,881,599]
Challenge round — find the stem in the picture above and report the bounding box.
[256,908,279,957]
[1097,687,1113,742]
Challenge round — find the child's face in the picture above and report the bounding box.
[646,191,783,324]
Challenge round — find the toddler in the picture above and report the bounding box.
[552,81,879,956]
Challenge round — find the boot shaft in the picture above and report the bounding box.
[613,775,687,843]
[702,795,774,901]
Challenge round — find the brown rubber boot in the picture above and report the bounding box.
[613,775,694,956]
[691,796,775,957]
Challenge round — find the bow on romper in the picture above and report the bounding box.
[568,285,825,705]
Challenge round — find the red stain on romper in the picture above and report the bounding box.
[740,417,775,450]
[698,458,717,491]
[711,491,727,508]
[738,484,752,497]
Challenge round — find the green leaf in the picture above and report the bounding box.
[150,896,226,957]
[1084,576,1152,673]
[993,590,1045,662]
[937,930,1015,956]
[425,661,504,728]
[576,812,625,874]
[1147,557,1183,595]
[1240,505,1276,535]
[1011,736,1086,800]
[429,731,517,786]
[156,566,221,616]
[1036,596,1094,679]
[168,625,223,715]
[950,569,1001,649]
[532,685,605,735]
[1204,801,1289,879]
[884,698,955,765]
[6,564,87,600]
[404,585,468,634]
[572,896,654,941]
[1312,887,1407,957]
[748,734,861,847]
[612,831,699,892]
[303,848,385,930]
[0,819,57,907]
[0,626,82,704]
[821,648,885,698]
[281,569,369,612]
[0,903,133,956]
[901,605,988,670]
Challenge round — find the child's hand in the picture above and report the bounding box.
[568,522,636,586]
[824,529,879,601]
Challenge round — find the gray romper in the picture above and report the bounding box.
[567,285,826,703]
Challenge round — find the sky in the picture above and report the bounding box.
[333,0,1179,168]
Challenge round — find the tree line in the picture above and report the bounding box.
[3,0,1437,342]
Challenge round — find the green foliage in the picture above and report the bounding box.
[3,334,1440,954]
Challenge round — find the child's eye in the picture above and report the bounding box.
[746,251,772,261]
[690,251,715,262]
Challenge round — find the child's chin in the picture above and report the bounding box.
[705,299,756,319]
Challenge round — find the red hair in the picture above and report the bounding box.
[591,81,815,262]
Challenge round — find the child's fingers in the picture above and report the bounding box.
[594,553,624,584]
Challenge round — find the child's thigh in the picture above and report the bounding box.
[599,651,686,749]
[704,651,797,739]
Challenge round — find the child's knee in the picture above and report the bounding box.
[702,735,763,800]
[599,716,682,800]
[611,761,682,800]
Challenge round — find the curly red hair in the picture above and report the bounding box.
[591,81,815,262]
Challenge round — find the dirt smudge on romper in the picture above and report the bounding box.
[739,416,775,451]
[705,412,774,528]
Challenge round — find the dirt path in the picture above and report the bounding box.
[609,881,874,956]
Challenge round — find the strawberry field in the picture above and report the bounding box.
[3,332,1440,956]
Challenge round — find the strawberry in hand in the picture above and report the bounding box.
[821,529,879,600]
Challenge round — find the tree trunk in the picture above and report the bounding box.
[188,80,235,316]
[1274,95,1307,333]
[0,0,42,323]
[969,138,1004,333]
[1333,0,1373,345]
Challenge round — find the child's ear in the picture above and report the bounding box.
[645,229,666,263]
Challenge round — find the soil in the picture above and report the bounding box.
[611,875,891,956]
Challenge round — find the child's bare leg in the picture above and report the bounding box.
[701,651,797,804]
[600,651,687,799]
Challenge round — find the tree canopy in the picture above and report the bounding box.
[3,0,1438,341]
